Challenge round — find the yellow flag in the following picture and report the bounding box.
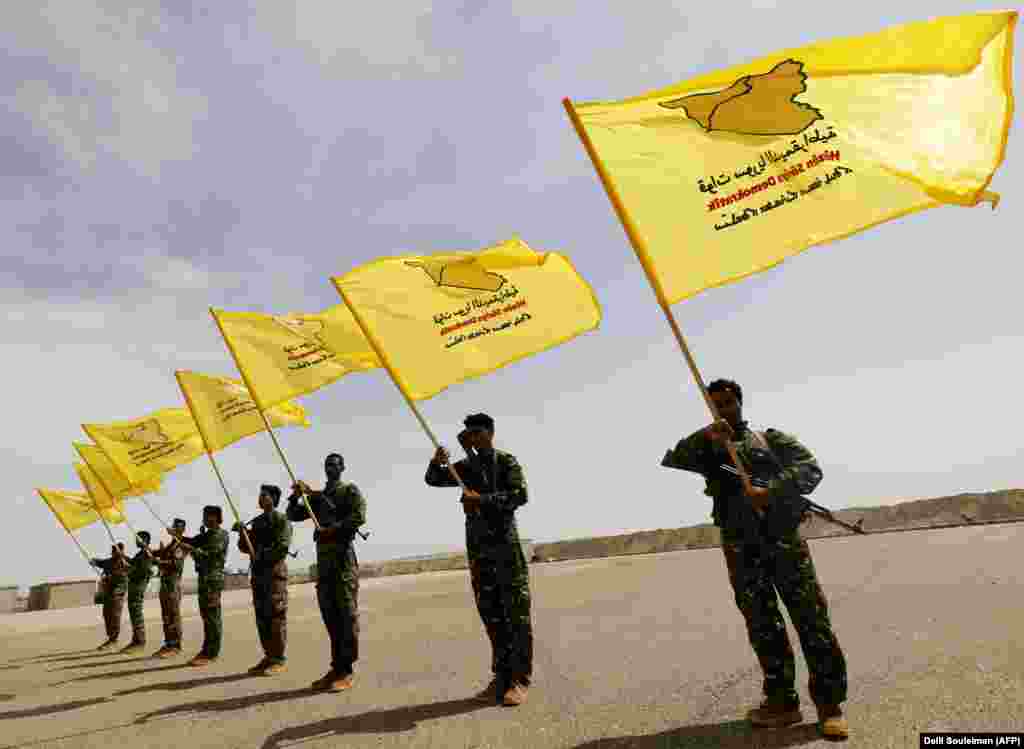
[569,11,1016,305]
[73,463,130,524]
[74,442,161,500]
[211,304,380,411]
[82,408,207,485]
[37,487,125,531]
[175,370,310,452]
[331,237,602,401]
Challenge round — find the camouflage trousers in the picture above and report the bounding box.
[252,561,288,664]
[102,583,126,641]
[159,581,183,648]
[721,529,848,706]
[468,541,533,687]
[197,579,224,658]
[315,552,359,676]
[126,585,148,644]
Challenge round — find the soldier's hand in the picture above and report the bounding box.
[433,446,450,465]
[292,480,311,496]
[705,418,734,444]
[744,484,771,513]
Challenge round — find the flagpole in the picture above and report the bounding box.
[208,309,326,533]
[173,371,257,555]
[80,462,149,548]
[138,495,169,530]
[37,491,101,576]
[334,285,470,494]
[562,96,755,496]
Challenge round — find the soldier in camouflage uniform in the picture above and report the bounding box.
[152,518,189,658]
[236,484,292,676]
[91,542,128,651]
[661,378,849,739]
[287,453,366,693]
[177,505,229,667]
[119,531,155,654]
[425,413,533,708]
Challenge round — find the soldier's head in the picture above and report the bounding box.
[259,484,281,511]
[708,379,743,426]
[202,505,223,529]
[136,531,151,548]
[116,542,125,553]
[324,453,345,483]
[172,518,186,535]
[461,413,495,451]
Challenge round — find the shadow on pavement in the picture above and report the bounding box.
[5,650,96,664]
[0,697,111,722]
[52,664,188,686]
[0,666,22,671]
[136,686,317,723]
[570,720,826,748]
[50,656,155,672]
[258,697,493,748]
[116,672,256,697]
[32,653,110,665]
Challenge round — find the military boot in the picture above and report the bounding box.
[96,640,117,652]
[502,682,528,707]
[747,696,803,728]
[473,676,502,704]
[247,657,271,675]
[119,641,145,655]
[816,703,849,739]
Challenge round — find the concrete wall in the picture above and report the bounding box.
[27,579,98,611]
[0,586,18,614]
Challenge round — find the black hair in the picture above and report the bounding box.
[260,484,282,506]
[708,379,743,405]
[137,531,151,544]
[463,413,495,432]
[172,518,186,528]
[202,505,223,523]
[325,453,345,470]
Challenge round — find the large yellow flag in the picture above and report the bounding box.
[569,11,1016,305]
[331,237,602,401]
[175,370,310,452]
[82,408,207,485]
[37,488,125,531]
[74,442,161,500]
[211,304,380,411]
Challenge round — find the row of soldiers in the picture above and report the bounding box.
[88,391,850,739]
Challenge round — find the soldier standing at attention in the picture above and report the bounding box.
[91,542,128,651]
[287,453,366,693]
[119,531,155,654]
[661,378,848,739]
[177,506,229,667]
[236,484,292,676]
[424,413,533,707]
[152,518,190,658]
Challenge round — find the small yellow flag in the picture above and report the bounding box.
[331,237,602,401]
[37,487,125,531]
[82,408,207,486]
[211,304,380,411]
[175,370,310,452]
[74,442,161,500]
[570,11,1016,305]
[74,463,131,525]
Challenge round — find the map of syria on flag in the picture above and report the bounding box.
[331,237,602,401]
[175,370,310,452]
[82,408,206,485]
[74,442,162,499]
[571,11,1016,305]
[211,303,381,412]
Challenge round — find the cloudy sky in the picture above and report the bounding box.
[2,1,1019,588]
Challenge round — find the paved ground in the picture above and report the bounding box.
[1,524,1022,748]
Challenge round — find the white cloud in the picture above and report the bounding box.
[7,1,208,178]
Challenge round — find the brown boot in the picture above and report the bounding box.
[473,677,501,704]
[747,697,803,728]
[502,682,528,707]
[247,658,271,675]
[327,673,354,693]
[311,670,337,690]
[97,640,117,652]
[156,647,181,659]
[188,654,214,667]
[816,703,849,739]
[119,642,145,655]
[261,662,287,676]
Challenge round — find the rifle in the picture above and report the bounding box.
[719,465,865,535]
[230,517,300,558]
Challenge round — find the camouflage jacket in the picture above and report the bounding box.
[661,421,822,537]
[181,527,229,581]
[287,481,365,551]
[425,449,527,553]
[93,552,129,583]
[154,541,187,582]
[245,509,293,570]
[127,549,154,590]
